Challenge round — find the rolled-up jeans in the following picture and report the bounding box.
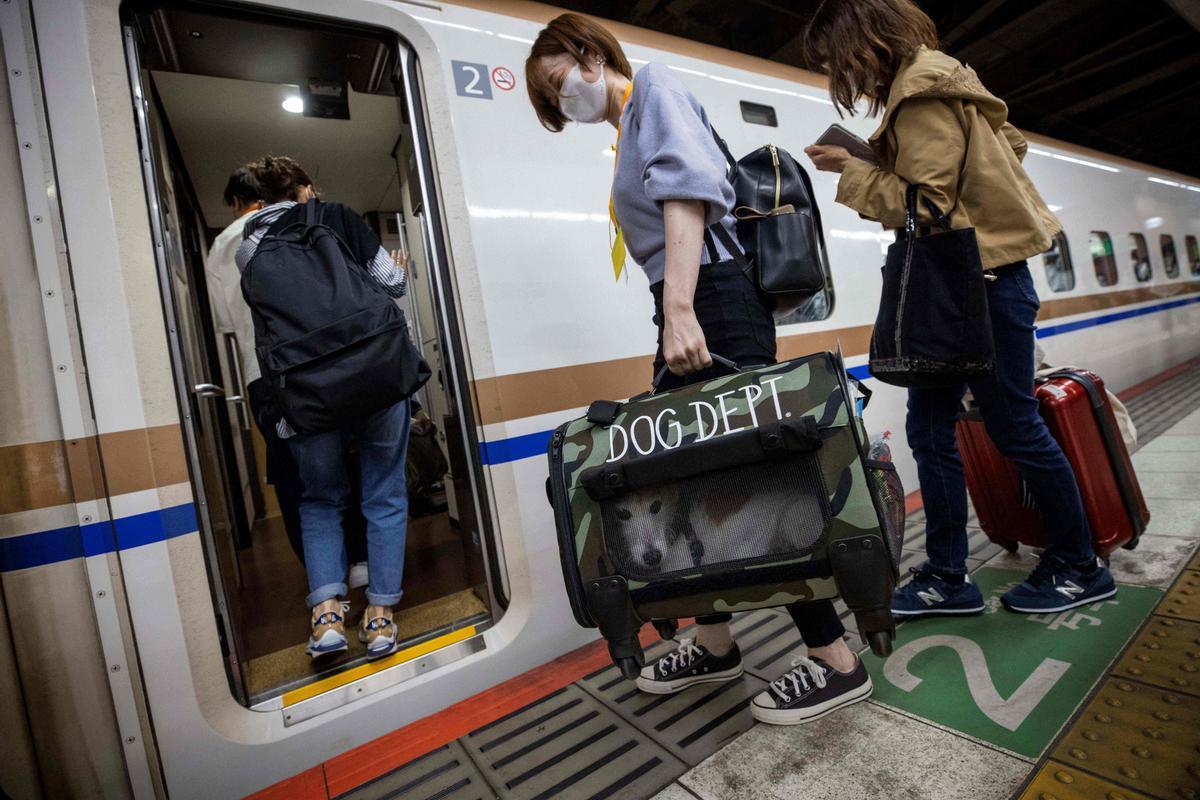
[288,398,411,608]
[906,261,1095,574]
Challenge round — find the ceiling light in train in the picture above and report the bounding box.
[282,96,304,114]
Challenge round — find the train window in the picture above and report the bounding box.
[1128,233,1152,282]
[1088,231,1118,287]
[1187,235,1200,275]
[739,101,778,127]
[1042,231,1075,291]
[1160,234,1180,279]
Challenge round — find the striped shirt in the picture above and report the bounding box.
[235,200,407,438]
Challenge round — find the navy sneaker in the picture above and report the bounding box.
[1001,555,1116,613]
[891,564,986,617]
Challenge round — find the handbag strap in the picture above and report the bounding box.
[904,184,953,236]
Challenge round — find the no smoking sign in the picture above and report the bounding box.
[492,67,516,91]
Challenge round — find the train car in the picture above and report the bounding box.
[1,0,1198,797]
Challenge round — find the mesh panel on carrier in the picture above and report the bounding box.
[599,453,831,582]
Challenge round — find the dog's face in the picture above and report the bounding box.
[607,487,692,575]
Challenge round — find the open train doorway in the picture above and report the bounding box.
[122,0,500,707]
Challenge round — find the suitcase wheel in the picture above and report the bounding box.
[866,630,894,658]
[1000,539,1019,554]
[652,619,678,641]
[616,656,642,680]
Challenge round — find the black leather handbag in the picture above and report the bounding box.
[868,185,994,388]
[706,132,830,299]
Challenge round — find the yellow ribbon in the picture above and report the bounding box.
[608,82,634,281]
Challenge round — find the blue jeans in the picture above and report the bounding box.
[289,399,411,607]
[906,262,1094,574]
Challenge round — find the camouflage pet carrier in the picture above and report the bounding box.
[547,351,900,678]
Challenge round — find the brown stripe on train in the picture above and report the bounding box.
[0,424,186,516]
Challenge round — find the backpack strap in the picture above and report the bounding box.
[304,197,322,227]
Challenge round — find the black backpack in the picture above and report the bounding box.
[241,200,431,435]
[706,130,831,301]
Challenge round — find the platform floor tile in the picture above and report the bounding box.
[459,684,685,800]
[986,535,1198,589]
[580,627,769,767]
[1017,761,1156,800]
[675,700,1029,800]
[1160,571,1200,623]
[1112,616,1200,698]
[335,741,497,800]
[1049,678,1200,800]
[1132,450,1200,474]
[648,783,700,800]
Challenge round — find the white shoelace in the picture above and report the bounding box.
[659,638,703,676]
[769,655,827,702]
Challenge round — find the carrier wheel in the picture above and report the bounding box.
[1001,539,1019,554]
[616,657,642,680]
[652,619,678,641]
[866,630,894,658]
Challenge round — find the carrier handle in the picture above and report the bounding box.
[580,415,822,501]
[651,353,740,392]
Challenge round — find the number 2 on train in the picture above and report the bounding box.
[452,60,493,100]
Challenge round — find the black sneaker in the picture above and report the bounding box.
[635,638,744,694]
[751,655,873,725]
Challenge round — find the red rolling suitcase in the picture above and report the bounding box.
[955,369,1149,558]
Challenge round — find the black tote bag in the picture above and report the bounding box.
[868,185,994,388]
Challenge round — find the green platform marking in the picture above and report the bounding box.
[861,567,1161,758]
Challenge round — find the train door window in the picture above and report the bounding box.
[1128,233,1152,282]
[740,101,778,127]
[1042,231,1075,291]
[123,1,497,708]
[1160,234,1180,279]
[1088,231,1118,287]
[1187,235,1200,275]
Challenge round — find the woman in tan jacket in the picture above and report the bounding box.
[805,0,1115,615]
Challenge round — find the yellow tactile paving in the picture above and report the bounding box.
[1018,761,1155,800]
[1049,678,1200,800]
[1160,571,1200,624]
[1112,617,1200,698]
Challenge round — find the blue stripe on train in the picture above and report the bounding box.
[5,292,1196,571]
[0,503,198,572]
[478,293,1200,466]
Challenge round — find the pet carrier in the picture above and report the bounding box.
[547,351,899,678]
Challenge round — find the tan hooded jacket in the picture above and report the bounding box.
[835,46,1062,270]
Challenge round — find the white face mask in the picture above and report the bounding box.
[558,61,607,124]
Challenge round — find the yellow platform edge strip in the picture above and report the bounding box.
[283,624,478,707]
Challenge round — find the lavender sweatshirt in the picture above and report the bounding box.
[612,63,739,284]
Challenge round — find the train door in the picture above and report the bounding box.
[122,0,501,710]
[124,28,256,703]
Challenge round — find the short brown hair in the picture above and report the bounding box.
[525,13,632,132]
[244,155,313,203]
[804,0,938,117]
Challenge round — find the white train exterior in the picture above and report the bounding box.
[1,0,1197,797]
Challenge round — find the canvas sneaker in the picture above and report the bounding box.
[636,638,744,694]
[306,598,348,658]
[359,607,398,659]
[751,655,872,725]
[1001,555,1116,613]
[891,564,986,617]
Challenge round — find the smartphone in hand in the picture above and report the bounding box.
[814,124,877,164]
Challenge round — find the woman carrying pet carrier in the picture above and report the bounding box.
[804,0,1114,615]
[525,13,871,725]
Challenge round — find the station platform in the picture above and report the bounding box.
[252,362,1200,800]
